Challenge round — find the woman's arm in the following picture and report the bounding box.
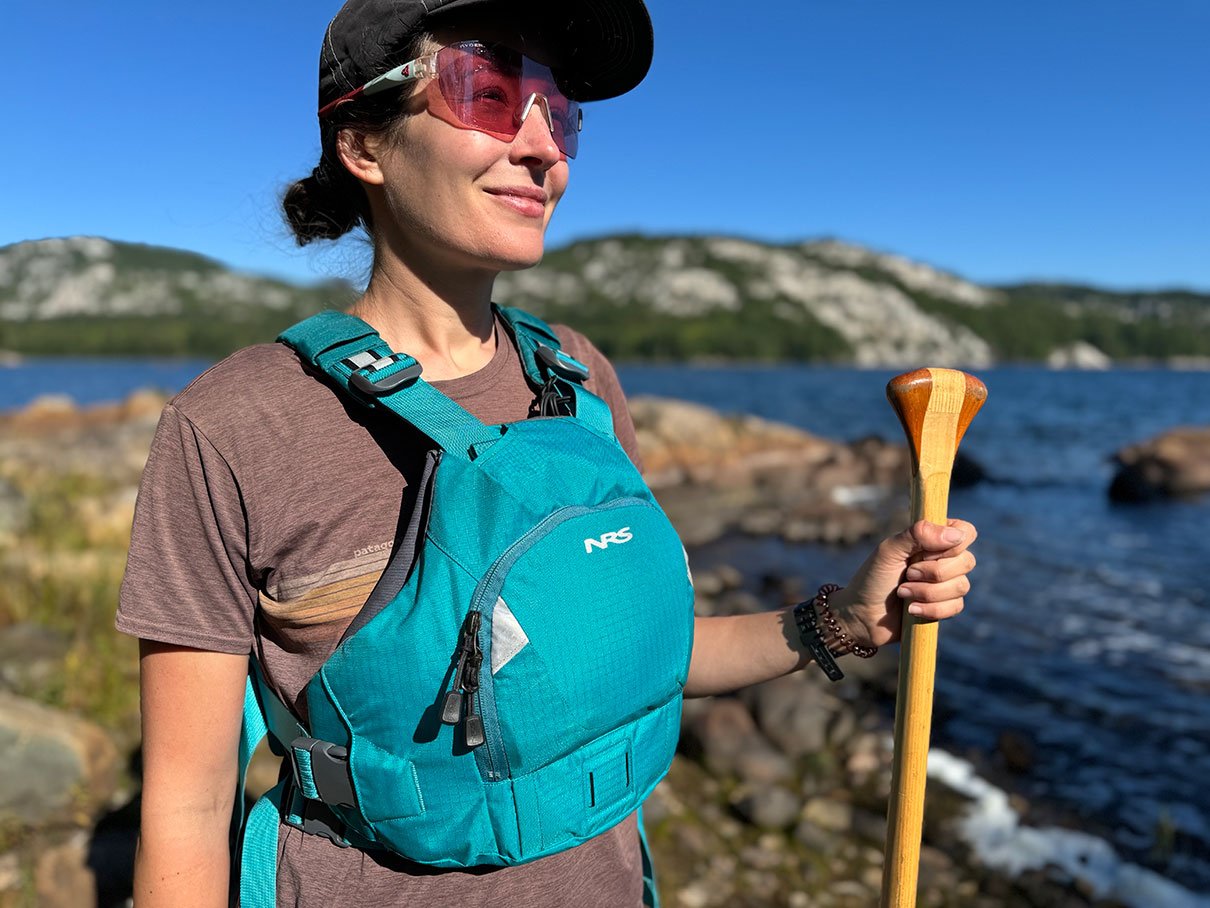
[684,520,976,697]
[134,640,250,907]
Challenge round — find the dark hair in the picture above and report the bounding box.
[283,34,429,246]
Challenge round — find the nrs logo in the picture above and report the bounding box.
[584,527,633,553]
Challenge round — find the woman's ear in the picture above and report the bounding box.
[335,128,387,187]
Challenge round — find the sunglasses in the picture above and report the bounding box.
[318,40,583,159]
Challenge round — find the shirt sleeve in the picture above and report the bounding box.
[553,326,644,474]
[116,403,258,654]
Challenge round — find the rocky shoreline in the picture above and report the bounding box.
[0,390,1170,907]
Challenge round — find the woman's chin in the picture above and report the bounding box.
[484,239,547,272]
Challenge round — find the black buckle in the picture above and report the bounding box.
[292,797,352,848]
[290,737,356,808]
[348,354,423,397]
[535,344,589,383]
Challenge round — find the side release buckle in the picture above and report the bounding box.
[345,352,423,396]
[290,736,356,808]
[535,344,589,383]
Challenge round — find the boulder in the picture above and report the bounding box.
[0,693,119,826]
[1046,342,1112,370]
[0,854,20,903]
[0,623,70,694]
[0,478,27,538]
[35,832,96,908]
[1109,426,1210,501]
[733,744,795,786]
[747,674,837,759]
[680,698,765,776]
[629,396,836,489]
[732,784,802,830]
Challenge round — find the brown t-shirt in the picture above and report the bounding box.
[117,319,646,907]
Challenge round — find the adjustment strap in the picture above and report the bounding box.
[494,304,564,388]
[248,658,307,754]
[236,676,268,837]
[638,805,661,908]
[239,778,286,908]
[280,311,502,460]
[494,305,616,438]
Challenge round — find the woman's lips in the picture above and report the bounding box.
[485,186,548,218]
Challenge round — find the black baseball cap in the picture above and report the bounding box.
[318,0,654,110]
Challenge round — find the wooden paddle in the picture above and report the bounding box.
[880,368,987,908]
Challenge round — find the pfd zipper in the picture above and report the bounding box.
[460,496,656,782]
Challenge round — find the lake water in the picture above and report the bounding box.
[3,358,1209,900]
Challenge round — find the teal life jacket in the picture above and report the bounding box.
[236,306,695,907]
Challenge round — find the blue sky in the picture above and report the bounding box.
[6,1,1208,291]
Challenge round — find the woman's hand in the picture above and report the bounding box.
[831,519,977,649]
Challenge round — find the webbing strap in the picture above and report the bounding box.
[248,659,307,753]
[494,304,562,388]
[292,747,320,800]
[279,312,500,461]
[239,778,286,908]
[236,676,268,835]
[494,305,616,438]
[637,805,660,908]
[569,386,616,438]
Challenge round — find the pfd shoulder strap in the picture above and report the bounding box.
[280,311,501,461]
[494,305,616,437]
[283,309,618,443]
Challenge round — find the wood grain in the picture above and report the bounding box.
[881,368,986,908]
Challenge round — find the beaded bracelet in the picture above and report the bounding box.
[793,584,878,682]
[815,583,879,660]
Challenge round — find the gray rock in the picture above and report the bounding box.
[0,852,20,895]
[794,818,838,855]
[733,784,802,830]
[35,832,97,908]
[739,509,782,535]
[844,734,886,784]
[803,796,854,832]
[717,590,764,616]
[827,709,858,751]
[0,477,27,537]
[0,692,119,826]
[739,841,783,870]
[680,698,765,776]
[0,623,70,693]
[852,809,887,845]
[1047,341,1111,369]
[749,674,837,758]
[713,564,744,590]
[734,745,795,786]
[692,570,726,597]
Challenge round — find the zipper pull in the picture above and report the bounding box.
[441,687,464,726]
[462,649,485,748]
[442,612,482,726]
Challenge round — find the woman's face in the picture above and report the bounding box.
[356,36,570,276]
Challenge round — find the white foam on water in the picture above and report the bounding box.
[927,749,1210,908]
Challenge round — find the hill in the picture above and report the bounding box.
[2,235,1207,365]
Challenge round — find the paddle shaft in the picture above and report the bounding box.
[880,368,985,908]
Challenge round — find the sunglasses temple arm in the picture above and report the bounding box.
[318,56,436,118]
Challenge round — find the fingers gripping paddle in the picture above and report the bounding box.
[881,368,987,908]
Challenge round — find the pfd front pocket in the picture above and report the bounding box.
[447,497,693,783]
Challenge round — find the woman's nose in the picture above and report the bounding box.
[509,94,564,167]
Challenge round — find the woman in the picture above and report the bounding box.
[118,0,978,905]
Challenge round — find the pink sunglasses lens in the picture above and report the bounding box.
[436,43,579,158]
